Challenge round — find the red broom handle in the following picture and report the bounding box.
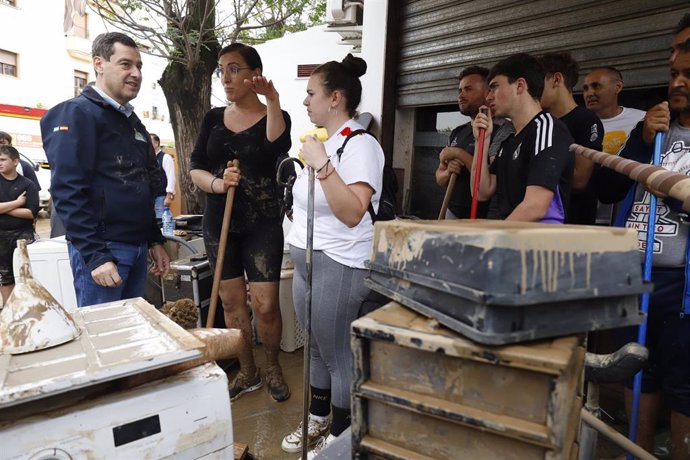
[470,127,487,219]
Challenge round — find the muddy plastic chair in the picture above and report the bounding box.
[579,343,653,460]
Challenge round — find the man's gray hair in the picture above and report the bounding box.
[92,32,137,62]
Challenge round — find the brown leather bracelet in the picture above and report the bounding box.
[316,158,330,173]
[316,163,335,181]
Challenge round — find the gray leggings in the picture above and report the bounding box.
[290,246,369,409]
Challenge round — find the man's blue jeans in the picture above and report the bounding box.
[68,241,149,308]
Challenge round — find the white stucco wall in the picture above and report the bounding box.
[0,0,175,158]
[359,0,388,133]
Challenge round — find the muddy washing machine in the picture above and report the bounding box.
[0,298,234,459]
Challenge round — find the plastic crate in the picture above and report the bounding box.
[367,219,647,345]
[369,219,645,302]
[279,269,305,352]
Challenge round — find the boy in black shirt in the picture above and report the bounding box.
[471,53,574,223]
[539,52,604,225]
[0,145,39,305]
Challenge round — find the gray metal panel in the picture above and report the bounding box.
[398,0,689,107]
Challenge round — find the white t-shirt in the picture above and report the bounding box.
[160,152,176,194]
[624,120,690,267]
[287,119,385,268]
[601,107,646,154]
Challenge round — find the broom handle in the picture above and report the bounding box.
[570,143,690,212]
[207,159,240,328]
[470,126,487,219]
[438,173,457,220]
[120,328,243,388]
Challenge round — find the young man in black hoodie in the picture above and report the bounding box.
[539,52,604,225]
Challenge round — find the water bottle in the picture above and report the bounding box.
[162,207,174,237]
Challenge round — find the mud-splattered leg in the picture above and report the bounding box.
[251,281,290,400]
[249,281,282,366]
[219,276,256,374]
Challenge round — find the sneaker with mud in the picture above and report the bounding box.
[281,414,330,453]
[265,365,290,402]
[228,368,263,401]
[304,434,336,460]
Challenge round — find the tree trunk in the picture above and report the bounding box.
[159,50,218,214]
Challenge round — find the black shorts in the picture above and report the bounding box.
[620,268,690,416]
[0,229,35,286]
[203,215,283,283]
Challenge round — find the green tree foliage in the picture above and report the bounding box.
[238,0,327,44]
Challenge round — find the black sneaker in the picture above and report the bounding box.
[228,368,263,401]
[265,365,290,402]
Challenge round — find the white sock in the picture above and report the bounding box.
[310,414,329,424]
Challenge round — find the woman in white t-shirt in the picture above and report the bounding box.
[282,54,384,457]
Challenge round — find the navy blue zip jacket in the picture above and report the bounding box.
[40,85,165,271]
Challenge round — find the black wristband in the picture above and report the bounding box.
[316,158,330,173]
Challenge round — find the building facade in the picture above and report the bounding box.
[0,0,174,165]
[337,0,688,218]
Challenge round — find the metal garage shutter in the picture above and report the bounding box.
[398,0,689,107]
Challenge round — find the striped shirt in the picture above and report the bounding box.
[490,111,575,222]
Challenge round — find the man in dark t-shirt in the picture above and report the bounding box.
[435,66,492,218]
[471,53,574,223]
[539,52,604,224]
[0,145,39,305]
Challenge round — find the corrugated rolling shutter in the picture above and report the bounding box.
[398,0,689,107]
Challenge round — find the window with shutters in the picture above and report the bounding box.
[297,64,319,78]
[0,49,17,77]
[72,12,88,39]
[74,70,87,96]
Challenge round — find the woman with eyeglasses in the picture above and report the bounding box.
[281,54,384,458]
[190,43,292,403]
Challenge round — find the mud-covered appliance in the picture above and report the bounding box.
[0,298,233,459]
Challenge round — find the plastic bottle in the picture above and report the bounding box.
[162,207,175,237]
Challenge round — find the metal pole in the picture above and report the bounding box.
[627,132,663,458]
[301,166,315,459]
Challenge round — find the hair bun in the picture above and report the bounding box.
[341,53,367,78]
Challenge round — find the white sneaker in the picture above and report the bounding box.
[281,414,330,453]
[304,434,337,460]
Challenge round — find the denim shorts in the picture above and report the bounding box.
[203,217,283,283]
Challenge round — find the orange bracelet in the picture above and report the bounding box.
[316,163,335,180]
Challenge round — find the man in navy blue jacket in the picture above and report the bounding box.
[41,32,170,308]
